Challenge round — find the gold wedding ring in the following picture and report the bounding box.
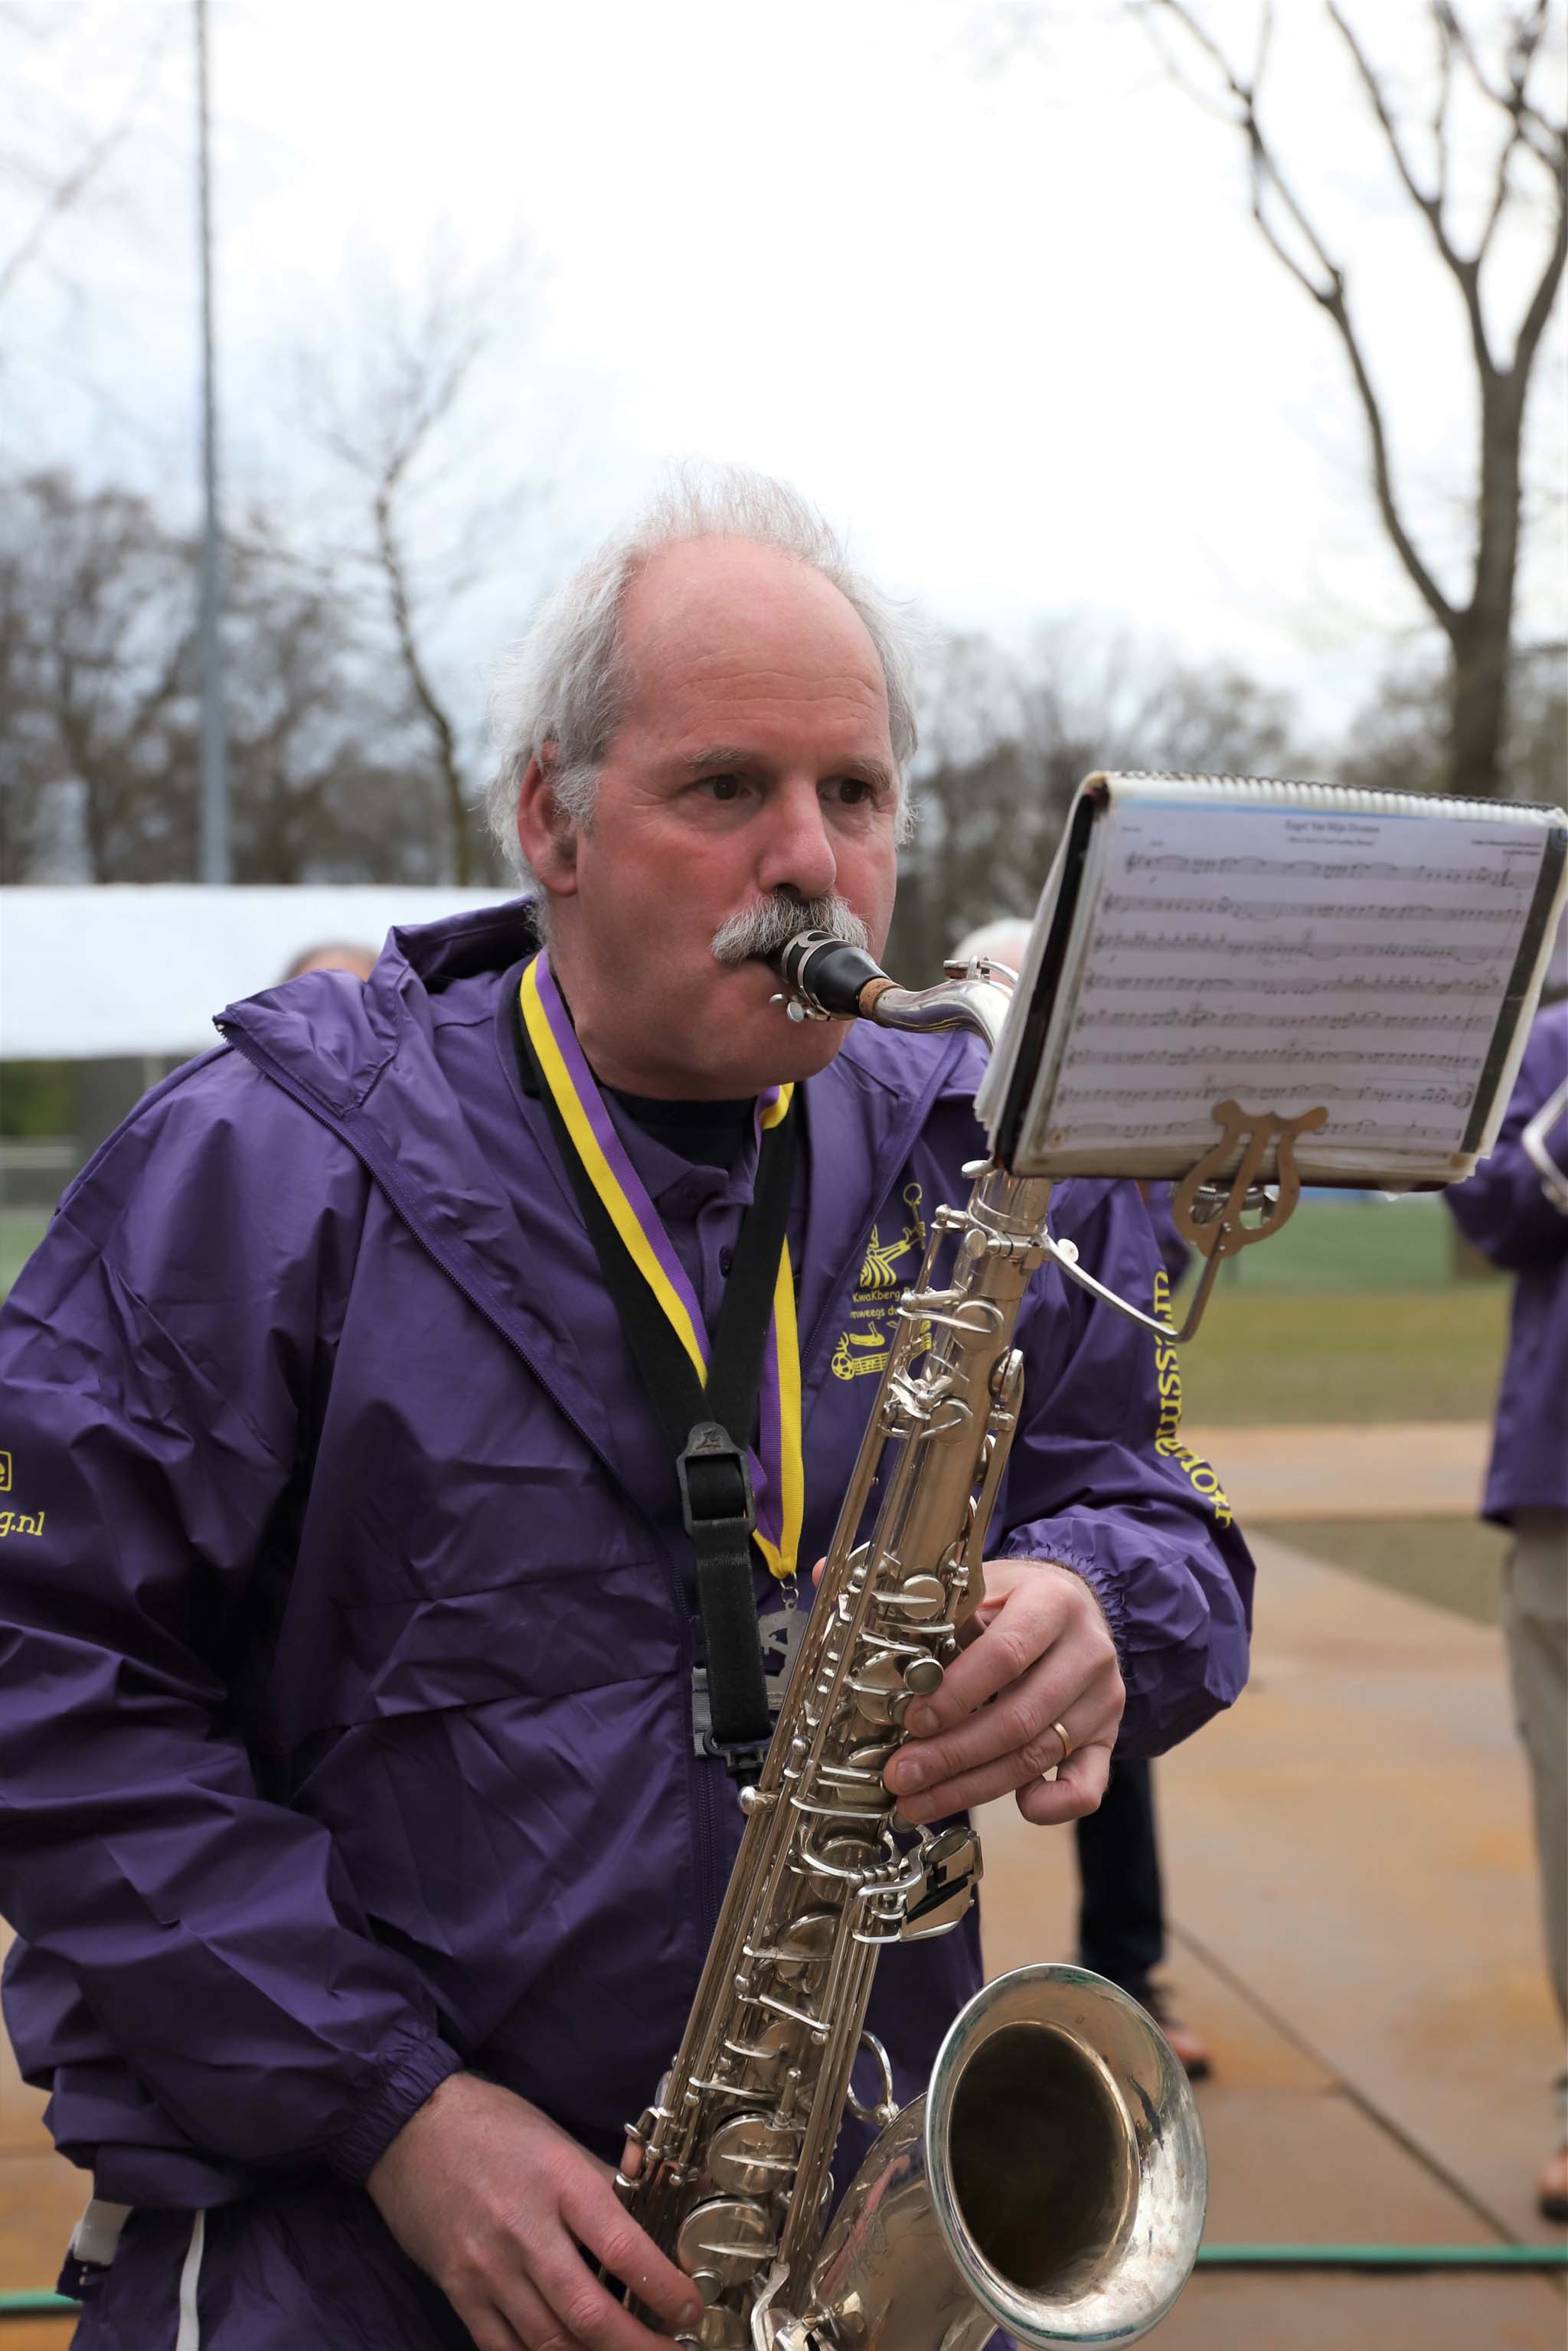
[1051,1719,1074,1765]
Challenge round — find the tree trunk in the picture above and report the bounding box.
[1447,616,1510,798]
[1444,369,1526,799]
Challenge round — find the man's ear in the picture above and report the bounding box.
[516,749,580,896]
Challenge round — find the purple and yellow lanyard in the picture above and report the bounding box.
[518,952,804,1591]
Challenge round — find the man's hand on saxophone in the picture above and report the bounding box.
[367,2072,704,2351]
[876,1559,1124,1827]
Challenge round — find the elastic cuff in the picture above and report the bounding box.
[327,2033,465,2185]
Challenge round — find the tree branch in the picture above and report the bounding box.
[372,480,469,885]
[1509,132,1568,379]
[1145,0,1461,638]
[1439,0,1560,168]
[1326,3,1496,379]
[0,25,172,309]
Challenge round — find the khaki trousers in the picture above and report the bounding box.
[1504,1509,1568,2097]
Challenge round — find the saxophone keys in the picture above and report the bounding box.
[705,2110,801,2195]
[876,1571,946,1621]
[769,1909,837,1983]
[903,1654,945,1697]
[678,2307,747,2349]
[675,2194,777,2287]
[718,2015,797,2088]
[844,1651,906,1724]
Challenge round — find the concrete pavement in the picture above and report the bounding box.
[1181,1421,1491,1520]
[0,2002,77,2348]
[979,1529,1567,2348]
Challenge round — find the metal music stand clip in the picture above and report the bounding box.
[1036,1098,1329,1348]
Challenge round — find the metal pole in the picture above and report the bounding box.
[194,0,229,883]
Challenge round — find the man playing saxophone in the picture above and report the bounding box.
[0,470,1252,2350]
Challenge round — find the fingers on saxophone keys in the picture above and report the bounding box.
[887,1654,1089,1800]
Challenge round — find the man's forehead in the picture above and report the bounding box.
[619,538,887,697]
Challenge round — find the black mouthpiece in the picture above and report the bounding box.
[772,929,888,1017]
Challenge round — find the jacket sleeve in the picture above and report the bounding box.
[996,1177,1253,1758]
[1446,1009,1568,1275]
[0,1053,462,2186]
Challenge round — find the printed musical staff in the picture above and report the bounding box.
[1004,785,1553,1175]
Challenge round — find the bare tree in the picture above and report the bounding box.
[0,472,456,886]
[0,474,198,881]
[0,2,175,312]
[298,250,546,885]
[1138,1,1566,798]
[889,623,1301,974]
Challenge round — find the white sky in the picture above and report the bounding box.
[4,0,1564,756]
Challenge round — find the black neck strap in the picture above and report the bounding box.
[513,994,798,1765]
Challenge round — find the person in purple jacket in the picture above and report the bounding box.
[1447,998,1568,2225]
[0,470,1252,2350]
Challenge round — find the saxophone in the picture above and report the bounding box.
[619,933,1206,2350]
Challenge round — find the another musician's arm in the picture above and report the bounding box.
[1448,1005,1568,1270]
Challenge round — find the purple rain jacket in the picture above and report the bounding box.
[1446,999,1568,1521]
[1145,1184,1192,1290]
[0,902,1251,2219]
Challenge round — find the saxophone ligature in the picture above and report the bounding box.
[616,930,1206,2350]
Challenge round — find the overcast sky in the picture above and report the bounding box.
[4,0,1564,753]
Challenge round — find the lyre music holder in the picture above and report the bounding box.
[1037,1097,1328,1348]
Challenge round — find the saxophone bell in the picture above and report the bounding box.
[793,1964,1206,2350]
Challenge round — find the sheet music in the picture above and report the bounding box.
[993,778,1566,1185]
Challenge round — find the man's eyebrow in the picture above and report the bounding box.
[676,746,898,790]
[678,746,753,776]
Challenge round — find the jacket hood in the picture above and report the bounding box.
[217,896,543,1122]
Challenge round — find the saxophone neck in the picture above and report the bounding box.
[770,931,1017,1060]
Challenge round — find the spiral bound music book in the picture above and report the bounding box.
[978,774,1568,1188]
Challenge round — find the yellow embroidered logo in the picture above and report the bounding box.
[0,1510,44,1540]
[831,1185,928,1380]
[0,1452,9,1491]
[1150,1268,1233,1529]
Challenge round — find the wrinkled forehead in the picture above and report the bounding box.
[615,539,893,741]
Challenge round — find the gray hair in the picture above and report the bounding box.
[485,465,920,879]
[951,917,1032,967]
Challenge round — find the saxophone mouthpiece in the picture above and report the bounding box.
[770,929,893,1021]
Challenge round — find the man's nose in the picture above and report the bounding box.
[755,779,838,902]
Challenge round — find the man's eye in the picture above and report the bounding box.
[828,777,874,806]
[698,775,743,802]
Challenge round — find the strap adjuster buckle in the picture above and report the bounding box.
[676,1421,756,1541]
[702,1730,769,1786]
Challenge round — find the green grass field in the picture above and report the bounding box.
[0,1211,47,1298]
[1258,1516,1509,1627]
[1176,1284,1509,1427]
[1201,1193,1464,1292]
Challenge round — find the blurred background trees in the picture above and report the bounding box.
[1140,0,1567,802]
[0,0,1562,960]
[0,472,455,885]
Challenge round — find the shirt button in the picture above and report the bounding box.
[719,1246,734,1275]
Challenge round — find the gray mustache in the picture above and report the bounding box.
[711,893,871,966]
